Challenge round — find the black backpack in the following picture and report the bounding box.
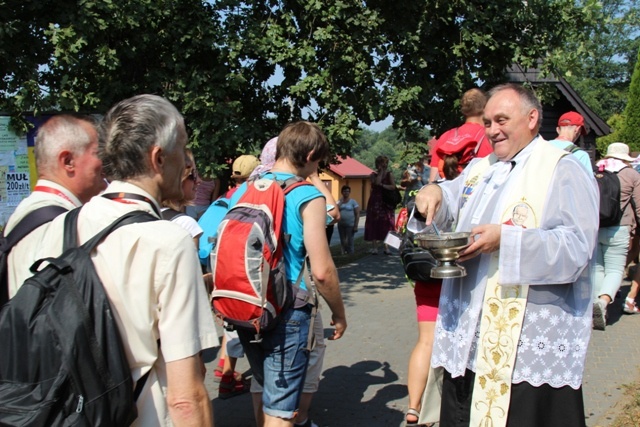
[594,166,624,227]
[0,205,68,306]
[0,207,156,426]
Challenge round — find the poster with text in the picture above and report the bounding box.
[0,117,33,232]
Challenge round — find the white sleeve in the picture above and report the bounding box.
[172,215,204,238]
[499,156,599,285]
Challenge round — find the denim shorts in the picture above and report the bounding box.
[238,305,311,419]
[251,310,325,394]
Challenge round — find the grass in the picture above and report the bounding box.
[329,236,373,268]
[610,381,640,427]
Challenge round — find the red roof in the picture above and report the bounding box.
[329,156,374,178]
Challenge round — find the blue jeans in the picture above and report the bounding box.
[238,306,311,419]
[594,225,630,301]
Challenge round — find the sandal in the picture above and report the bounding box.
[213,366,243,382]
[218,375,250,399]
[405,408,420,426]
[406,408,434,427]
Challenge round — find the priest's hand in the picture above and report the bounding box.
[458,224,501,262]
[415,184,442,225]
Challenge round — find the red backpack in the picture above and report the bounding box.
[210,176,312,340]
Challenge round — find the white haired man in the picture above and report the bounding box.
[5,114,106,298]
[40,95,219,425]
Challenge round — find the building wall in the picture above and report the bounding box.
[318,170,371,211]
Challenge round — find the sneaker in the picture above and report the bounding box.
[218,375,250,399]
[623,298,640,314]
[592,299,607,330]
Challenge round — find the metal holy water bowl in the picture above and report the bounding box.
[413,232,472,278]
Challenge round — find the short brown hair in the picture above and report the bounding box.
[460,88,487,117]
[276,121,329,169]
[375,155,389,169]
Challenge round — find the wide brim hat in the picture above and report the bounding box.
[604,142,635,162]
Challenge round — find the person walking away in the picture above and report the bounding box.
[547,111,593,172]
[415,83,598,427]
[592,142,640,329]
[429,88,492,183]
[228,122,347,427]
[245,136,338,427]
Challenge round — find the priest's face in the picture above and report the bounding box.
[483,88,539,161]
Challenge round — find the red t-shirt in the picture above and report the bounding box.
[430,122,492,177]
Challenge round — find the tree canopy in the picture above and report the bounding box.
[1,0,606,174]
[560,0,640,121]
[619,47,640,152]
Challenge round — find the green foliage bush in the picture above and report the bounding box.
[619,47,640,152]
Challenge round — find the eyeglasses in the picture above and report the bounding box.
[186,169,198,181]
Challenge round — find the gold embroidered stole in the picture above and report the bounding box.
[469,143,565,427]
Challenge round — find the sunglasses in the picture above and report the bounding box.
[186,169,198,181]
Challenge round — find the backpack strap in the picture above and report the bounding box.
[0,205,68,305]
[2,205,68,246]
[562,142,581,154]
[63,207,158,252]
[280,176,311,194]
[293,257,319,351]
[161,208,185,221]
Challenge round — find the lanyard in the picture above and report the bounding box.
[102,192,161,217]
[33,185,77,205]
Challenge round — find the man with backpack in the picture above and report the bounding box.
[592,142,640,330]
[217,121,347,427]
[548,111,593,172]
[3,114,106,300]
[35,95,219,425]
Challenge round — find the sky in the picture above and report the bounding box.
[364,116,393,132]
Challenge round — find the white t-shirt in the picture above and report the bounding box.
[161,208,203,239]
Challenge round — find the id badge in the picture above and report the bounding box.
[384,231,402,250]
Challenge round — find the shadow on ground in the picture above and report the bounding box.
[310,360,406,426]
